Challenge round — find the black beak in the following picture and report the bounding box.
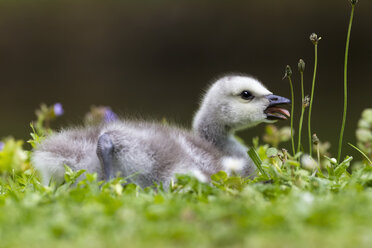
[265,94,291,107]
[264,94,291,120]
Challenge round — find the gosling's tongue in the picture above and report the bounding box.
[265,107,290,120]
[264,94,291,120]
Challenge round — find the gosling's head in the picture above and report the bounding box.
[193,75,290,132]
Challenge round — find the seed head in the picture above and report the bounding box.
[350,0,358,5]
[312,133,320,145]
[310,33,322,45]
[298,59,305,73]
[281,148,288,161]
[303,95,310,108]
[282,65,292,80]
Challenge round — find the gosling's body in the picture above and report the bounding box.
[32,75,290,187]
[34,122,229,187]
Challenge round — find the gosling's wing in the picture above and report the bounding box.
[32,126,103,185]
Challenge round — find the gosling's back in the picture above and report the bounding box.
[32,121,225,187]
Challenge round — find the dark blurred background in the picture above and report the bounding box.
[0,0,371,157]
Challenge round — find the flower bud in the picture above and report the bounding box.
[298,59,305,73]
[53,103,64,117]
[303,95,310,108]
[281,148,288,160]
[301,154,317,171]
[312,133,320,145]
[310,33,321,45]
[283,65,292,80]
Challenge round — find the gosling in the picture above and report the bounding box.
[32,75,290,187]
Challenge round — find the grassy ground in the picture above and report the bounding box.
[1,141,372,248]
[1,101,372,248]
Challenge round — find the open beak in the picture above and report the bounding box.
[264,94,291,120]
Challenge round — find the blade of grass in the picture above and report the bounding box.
[334,156,353,178]
[337,3,356,162]
[348,143,372,166]
[248,147,268,178]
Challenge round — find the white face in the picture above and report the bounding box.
[203,75,273,130]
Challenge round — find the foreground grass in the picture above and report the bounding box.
[1,104,372,248]
[1,158,372,248]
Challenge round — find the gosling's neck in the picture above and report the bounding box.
[192,107,247,157]
[193,114,230,149]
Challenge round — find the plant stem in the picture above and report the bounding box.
[312,143,322,178]
[288,76,295,156]
[316,144,321,169]
[308,44,318,156]
[337,4,355,162]
[297,72,305,153]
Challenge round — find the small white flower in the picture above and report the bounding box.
[301,154,317,171]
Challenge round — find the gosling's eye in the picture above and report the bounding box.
[240,91,254,100]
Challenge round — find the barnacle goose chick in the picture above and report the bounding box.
[32,75,290,187]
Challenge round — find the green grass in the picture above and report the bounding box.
[1,141,372,248]
[337,2,357,162]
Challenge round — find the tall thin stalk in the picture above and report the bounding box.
[289,77,295,156]
[308,33,321,156]
[313,134,321,168]
[297,59,306,153]
[283,65,296,156]
[337,1,357,162]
